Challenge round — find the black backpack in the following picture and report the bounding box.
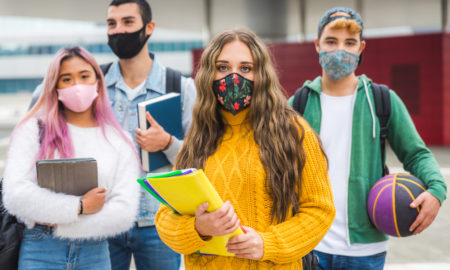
[0,121,45,270]
[0,180,25,270]
[292,83,391,175]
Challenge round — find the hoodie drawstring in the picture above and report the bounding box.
[362,78,376,140]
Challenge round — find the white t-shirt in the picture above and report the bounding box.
[123,80,146,101]
[120,79,146,130]
[315,91,388,256]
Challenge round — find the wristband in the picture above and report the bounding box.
[162,135,173,151]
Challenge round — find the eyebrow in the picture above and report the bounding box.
[58,70,91,79]
[323,37,358,42]
[121,16,136,21]
[215,60,254,64]
[107,16,136,23]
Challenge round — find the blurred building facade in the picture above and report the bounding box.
[1,0,449,145]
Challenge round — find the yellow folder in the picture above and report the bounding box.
[142,169,244,256]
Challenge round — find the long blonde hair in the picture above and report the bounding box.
[176,29,310,223]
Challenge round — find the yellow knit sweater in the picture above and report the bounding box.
[155,109,335,269]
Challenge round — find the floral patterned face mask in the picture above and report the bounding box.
[319,49,360,80]
[213,73,254,115]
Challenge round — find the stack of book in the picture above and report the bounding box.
[137,169,244,256]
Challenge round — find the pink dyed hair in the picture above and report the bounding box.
[17,46,135,160]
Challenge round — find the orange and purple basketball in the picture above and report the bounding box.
[367,173,426,237]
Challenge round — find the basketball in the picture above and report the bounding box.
[367,173,426,237]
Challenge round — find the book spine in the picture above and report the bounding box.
[137,104,149,171]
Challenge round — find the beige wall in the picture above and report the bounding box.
[209,0,247,34]
[0,0,445,40]
[0,0,204,31]
[288,0,441,39]
[363,0,440,29]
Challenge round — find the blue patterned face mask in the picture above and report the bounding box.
[319,50,360,80]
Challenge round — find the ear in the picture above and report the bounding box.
[314,37,320,54]
[359,40,366,54]
[146,20,156,36]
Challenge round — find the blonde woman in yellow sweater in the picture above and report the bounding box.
[155,28,335,269]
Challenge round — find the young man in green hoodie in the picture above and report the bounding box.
[288,7,447,269]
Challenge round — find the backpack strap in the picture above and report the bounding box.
[371,82,391,175]
[100,62,113,76]
[165,67,182,94]
[292,86,310,115]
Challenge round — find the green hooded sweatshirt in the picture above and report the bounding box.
[288,74,447,244]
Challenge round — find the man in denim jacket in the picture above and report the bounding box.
[105,1,195,269]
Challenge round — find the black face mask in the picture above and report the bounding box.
[108,25,150,59]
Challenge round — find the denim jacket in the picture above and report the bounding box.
[104,54,196,226]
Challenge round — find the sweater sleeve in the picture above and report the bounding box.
[155,204,210,255]
[260,127,335,264]
[387,91,447,204]
[55,140,141,239]
[2,118,80,226]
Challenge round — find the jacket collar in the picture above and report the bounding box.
[104,52,166,95]
[303,74,372,94]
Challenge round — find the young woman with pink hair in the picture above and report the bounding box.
[2,46,140,270]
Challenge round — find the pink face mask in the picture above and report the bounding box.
[57,83,98,113]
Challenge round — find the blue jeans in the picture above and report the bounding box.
[19,225,110,270]
[314,250,386,270]
[108,224,180,270]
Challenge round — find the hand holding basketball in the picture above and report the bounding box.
[367,173,427,237]
[409,191,441,235]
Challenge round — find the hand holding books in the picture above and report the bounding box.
[136,93,183,171]
[194,199,263,259]
[137,169,244,256]
[81,187,107,215]
[135,111,173,153]
[226,226,264,260]
[194,201,240,238]
[36,158,106,215]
